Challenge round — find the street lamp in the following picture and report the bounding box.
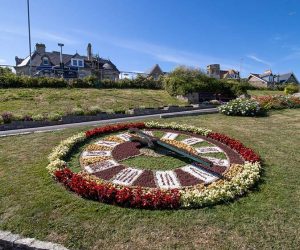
[58,43,64,68]
[27,0,32,76]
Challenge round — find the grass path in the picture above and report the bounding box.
[0,110,300,249]
[0,88,186,115]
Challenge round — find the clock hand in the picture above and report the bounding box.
[129,128,212,168]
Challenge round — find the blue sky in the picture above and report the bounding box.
[0,0,299,77]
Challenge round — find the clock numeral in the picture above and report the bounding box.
[162,132,178,140]
[155,171,181,189]
[85,160,119,173]
[112,168,143,186]
[82,150,112,157]
[181,165,218,183]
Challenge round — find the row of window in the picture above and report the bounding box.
[41,57,84,68]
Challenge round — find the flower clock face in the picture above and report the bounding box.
[48,122,261,209]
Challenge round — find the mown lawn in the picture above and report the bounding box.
[0,88,186,115]
[0,109,300,249]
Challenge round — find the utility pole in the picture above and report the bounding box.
[27,0,32,76]
[58,43,64,67]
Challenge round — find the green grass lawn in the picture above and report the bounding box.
[0,88,186,115]
[1,109,300,249]
[248,89,284,96]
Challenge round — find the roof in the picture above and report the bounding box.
[220,69,239,79]
[145,64,163,75]
[15,49,119,72]
[275,72,299,83]
[248,73,268,83]
[248,71,299,84]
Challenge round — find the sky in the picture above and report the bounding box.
[0,0,299,77]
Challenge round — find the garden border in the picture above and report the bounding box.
[0,104,216,131]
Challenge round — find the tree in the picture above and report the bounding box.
[0,67,13,76]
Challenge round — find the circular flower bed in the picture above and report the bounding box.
[47,122,261,209]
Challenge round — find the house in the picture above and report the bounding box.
[248,70,299,88]
[14,43,120,80]
[145,64,165,80]
[207,64,240,80]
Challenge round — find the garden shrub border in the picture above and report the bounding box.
[0,104,216,131]
[47,122,261,209]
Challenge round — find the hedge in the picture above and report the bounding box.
[0,75,163,89]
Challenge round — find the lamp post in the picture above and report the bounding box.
[27,0,32,76]
[58,43,64,68]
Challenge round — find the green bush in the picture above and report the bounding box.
[163,66,244,97]
[71,107,85,116]
[86,106,102,115]
[218,98,264,116]
[0,74,163,89]
[32,114,45,121]
[1,112,13,123]
[48,112,62,121]
[284,84,299,95]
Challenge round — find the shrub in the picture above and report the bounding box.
[218,98,263,116]
[1,112,13,123]
[22,114,33,121]
[114,108,126,114]
[32,114,45,121]
[0,116,3,125]
[48,112,62,121]
[284,84,299,95]
[254,95,300,110]
[163,66,242,98]
[0,74,163,89]
[86,105,102,115]
[71,107,85,116]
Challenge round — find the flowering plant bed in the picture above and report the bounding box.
[218,98,263,116]
[47,122,261,209]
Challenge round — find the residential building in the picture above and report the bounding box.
[248,70,299,88]
[207,64,240,80]
[14,43,120,80]
[145,64,165,80]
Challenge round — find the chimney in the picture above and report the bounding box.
[35,43,46,54]
[87,43,92,60]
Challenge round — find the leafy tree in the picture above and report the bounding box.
[0,67,13,76]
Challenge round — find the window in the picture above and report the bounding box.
[42,57,49,65]
[71,59,84,67]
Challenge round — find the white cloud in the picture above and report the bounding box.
[288,11,296,16]
[0,26,79,45]
[0,59,6,63]
[34,31,79,45]
[246,55,271,66]
[71,29,242,71]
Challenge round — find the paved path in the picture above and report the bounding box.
[0,230,68,249]
[0,108,218,137]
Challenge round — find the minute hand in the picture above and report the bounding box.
[129,128,212,168]
[155,139,212,168]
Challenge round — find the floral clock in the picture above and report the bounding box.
[47,122,261,209]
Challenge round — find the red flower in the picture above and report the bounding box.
[85,122,146,138]
[54,168,181,209]
[207,132,260,163]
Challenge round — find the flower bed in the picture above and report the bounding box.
[254,95,300,110]
[48,122,261,209]
[218,98,263,116]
